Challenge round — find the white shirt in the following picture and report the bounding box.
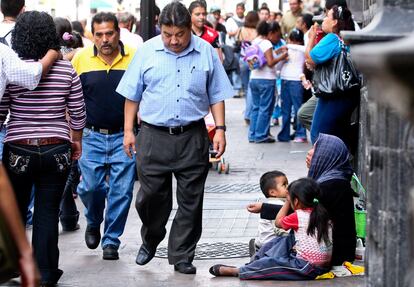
[120,28,143,49]
[280,44,305,81]
[0,44,42,100]
[0,22,15,47]
[225,16,244,46]
[250,38,276,80]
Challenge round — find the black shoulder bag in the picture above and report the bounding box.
[312,45,361,99]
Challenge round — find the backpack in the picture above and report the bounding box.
[0,30,12,46]
[221,45,239,72]
[243,40,267,70]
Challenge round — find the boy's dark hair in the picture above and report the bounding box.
[91,12,119,34]
[1,0,24,18]
[236,3,245,10]
[256,20,280,36]
[289,28,304,44]
[259,6,270,13]
[259,170,286,198]
[301,13,314,30]
[12,11,60,60]
[159,1,191,29]
[288,178,330,244]
[189,0,206,14]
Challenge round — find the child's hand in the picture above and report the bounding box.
[275,46,287,54]
[247,202,263,213]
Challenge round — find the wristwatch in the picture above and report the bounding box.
[216,125,226,132]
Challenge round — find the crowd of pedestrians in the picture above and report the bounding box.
[0,0,362,286]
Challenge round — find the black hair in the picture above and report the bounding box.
[91,12,119,34]
[301,13,313,30]
[154,5,161,16]
[259,6,270,13]
[71,31,84,48]
[288,178,330,244]
[289,28,304,44]
[331,5,355,33]
[325,0,348,10]
[159,1,191,29]
[72,20,85,37]
[257,21,281,36]
[54,17,75,48]
[259,170,286,198]
[236,3,245,10]
[1,0,24,18]
[12,11,59,60]
[189,0,206,14]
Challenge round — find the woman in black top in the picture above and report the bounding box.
[259,133,356,266]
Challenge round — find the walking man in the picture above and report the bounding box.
[117,1,233,274]
[71,12,136,260]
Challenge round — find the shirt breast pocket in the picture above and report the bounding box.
[187,69,208,96]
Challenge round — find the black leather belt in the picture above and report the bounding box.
[85,124,123,135]
[142,119,204,135]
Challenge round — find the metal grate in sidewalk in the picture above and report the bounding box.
[155,242,249,260]
[204,183,260,193]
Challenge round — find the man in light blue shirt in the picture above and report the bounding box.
[116,1,233,275]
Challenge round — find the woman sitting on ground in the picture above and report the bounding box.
[209,178,332,280]
[247,133,356,266]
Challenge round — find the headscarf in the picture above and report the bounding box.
[308,133,353,183]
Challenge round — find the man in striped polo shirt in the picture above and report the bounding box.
[71,12,136,261]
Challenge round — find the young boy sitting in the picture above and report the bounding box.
[247,170,289,254]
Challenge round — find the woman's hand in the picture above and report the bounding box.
[309,23,319,41]
[306,147,315,168]
[71,141,82,160]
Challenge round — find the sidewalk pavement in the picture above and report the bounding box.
[7,98,364,287]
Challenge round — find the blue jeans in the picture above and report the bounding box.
[3,142,72,284]
[77,128,136,248]
[310,93,360,145]
[249,79,276,142]
[231,53,242,92]
[240,59,250,92]
[272,79,282,119]
[277,80,306,141]
[244,87,253,120]
[239,233,328,280]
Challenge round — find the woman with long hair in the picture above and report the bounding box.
[0,11,86,285]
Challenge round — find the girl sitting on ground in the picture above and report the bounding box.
[209,177,332,280]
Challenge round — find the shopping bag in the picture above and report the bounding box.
[312,46,361,99]
[351,173,367,239]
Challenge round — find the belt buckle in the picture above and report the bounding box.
[168,126,184,135]
[33,138,40,145]
[168,127,175,135]
[99,128,109,135]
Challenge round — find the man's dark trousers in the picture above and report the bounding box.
[136,120,209,264]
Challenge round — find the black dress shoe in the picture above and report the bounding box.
[174,262,196,274]
[85,225,101,249]
[135,244,155,265]
[103,244,119,260]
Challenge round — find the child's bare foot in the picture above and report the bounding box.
[209,264,239,277]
